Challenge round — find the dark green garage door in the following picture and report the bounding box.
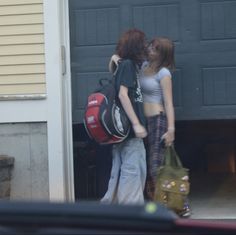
[69,0,236,122]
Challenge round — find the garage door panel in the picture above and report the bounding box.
[69,0,121,8]
[198,105,236,120]
[198,52,236,68]
[133,3,180,41]
[172,69,184,108]
[72,71,111,113]
[201,1,236,40]
[177,52,236,106]
[73,8,120,46]
[71,56,111,73]
[177,106,236,120]
[73,72,111,109]
[69,0,236,122]
[71,46,115,73]
[202,66,236,106]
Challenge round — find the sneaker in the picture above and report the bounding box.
[177,201,191,218]
[178,207,191,218]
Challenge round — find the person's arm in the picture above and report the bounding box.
[160,76,175,146]
[118,85,147,138]
[108,54,121,73]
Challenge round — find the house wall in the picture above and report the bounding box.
[0,123,49,200]
[0,0,49,200]
[0,0,46,98]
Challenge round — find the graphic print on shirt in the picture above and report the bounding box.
[134,75,143,103]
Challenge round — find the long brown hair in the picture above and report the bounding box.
[116,28,147,65]
[148,37,175,72]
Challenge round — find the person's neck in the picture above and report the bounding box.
[144,61,158,75]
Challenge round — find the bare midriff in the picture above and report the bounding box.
[143,102,165,117]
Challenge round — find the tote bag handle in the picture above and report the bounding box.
[163,145,183,168]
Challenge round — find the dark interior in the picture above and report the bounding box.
[73,120,236,201]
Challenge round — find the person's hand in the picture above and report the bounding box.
[161,129,175,146]
[132,123,147,138]
[109,54,121,73]
[111,54,121,65]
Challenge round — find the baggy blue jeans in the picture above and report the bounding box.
[101,138,146,205]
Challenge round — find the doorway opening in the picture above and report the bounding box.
[72,120,236,218]
[72,123,112,201]
[175,120,236,219]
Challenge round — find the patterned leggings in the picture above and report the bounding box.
[145,113,167,200]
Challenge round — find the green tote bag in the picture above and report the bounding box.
[154,146,190,212]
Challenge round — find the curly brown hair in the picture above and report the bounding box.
[116,28,147,65]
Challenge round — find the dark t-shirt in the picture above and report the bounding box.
[114,59,146,137]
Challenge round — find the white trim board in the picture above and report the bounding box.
[0,99,47,123]
[59,0,75,202]
[43,0,66,202]
[43,0,74,202]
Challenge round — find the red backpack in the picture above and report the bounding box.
[83,76,131,145]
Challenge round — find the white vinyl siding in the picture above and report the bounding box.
[0,0,45,99]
